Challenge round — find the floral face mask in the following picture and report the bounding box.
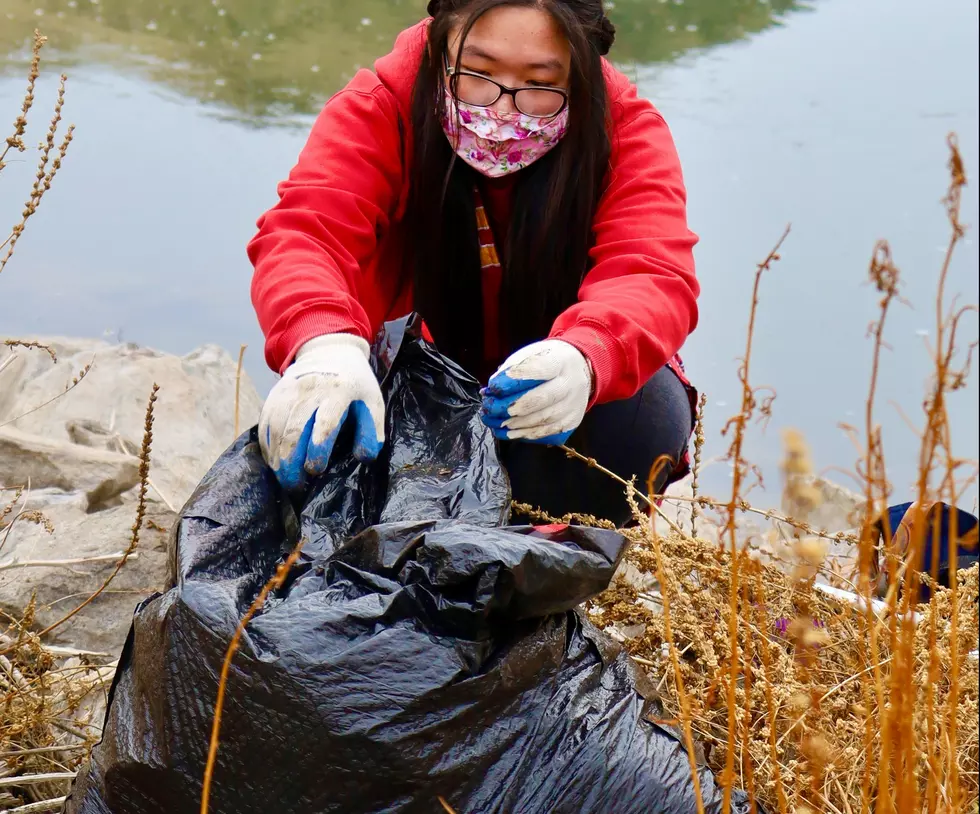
[440,89,570,178]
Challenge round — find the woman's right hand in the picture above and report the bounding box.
[259,333,385,491]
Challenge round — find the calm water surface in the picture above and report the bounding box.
[1,0,977,504]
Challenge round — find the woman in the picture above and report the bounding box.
[249,0,699,526]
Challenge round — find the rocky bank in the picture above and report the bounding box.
[0,336,262,656]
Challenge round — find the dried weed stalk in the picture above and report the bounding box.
[690,392,708,537]
[1,31,75,276]
[200,539,307,814]
[0,360,93,431]
[0,619,112,809]
[0,384,157,804]
[714,224,789,811]
[39,384,156,639]
[2,341,57,363]
[233,344,247,439]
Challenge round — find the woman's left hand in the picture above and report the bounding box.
[481,340,593,444]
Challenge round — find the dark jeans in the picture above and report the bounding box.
[501,365,694,527]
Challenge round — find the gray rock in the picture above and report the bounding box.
[0,490,175,653]
[66,418,123,452]
[0,426,139,510]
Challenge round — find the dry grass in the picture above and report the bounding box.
[0,28,90,426]
[0,616,113,812]
[1,51,154,792]
[0,384,159,809]
[579,137,979,813]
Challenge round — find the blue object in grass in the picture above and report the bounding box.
[876,502,978,601]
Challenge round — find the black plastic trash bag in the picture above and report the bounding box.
[67,315,752,814]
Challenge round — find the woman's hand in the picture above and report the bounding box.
[481,340,593,445]
[259,334,385,491]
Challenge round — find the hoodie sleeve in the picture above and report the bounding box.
[548,84,699,406]
[247,70,405,374]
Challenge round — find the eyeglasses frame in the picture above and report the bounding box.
[442,52,569,119]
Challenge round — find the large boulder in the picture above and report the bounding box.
[0,336,265,655]
[0,426,139,510]
[0,489,176,653]
[0,337,264,508]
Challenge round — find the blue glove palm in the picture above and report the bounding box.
[259,334,385,491]
[481,340,593,445]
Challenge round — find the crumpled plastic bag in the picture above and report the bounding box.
[66,315,752,814]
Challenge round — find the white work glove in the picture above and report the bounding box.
[259,333,385,491]
[480,339,593,445]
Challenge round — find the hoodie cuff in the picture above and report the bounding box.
[550,321,622,409]
[273,309,371,374]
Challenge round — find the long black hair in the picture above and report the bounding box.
[404,0,615,376]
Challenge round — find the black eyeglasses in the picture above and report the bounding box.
[444,54,568,118]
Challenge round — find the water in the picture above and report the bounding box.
[2,0,977,506]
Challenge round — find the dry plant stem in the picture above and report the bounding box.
[933,135,968,812]
[0,772,75,788]
[556,444,683,534]
[753,571,789,814]
[643,487,705,813]
[690,392,707,537]
[0,487,27,554]
[510,500,617,530]
[719,224,790,808]
[233,344,246,439]
[437,796,458,814]
[855,239,901,814]
[0,744,89,759]
[876,136,970,814]
[0,385,158,658]
[0,507,52,557]
[0,353,18,377]
[0,31,45,171]
[6,798,68,814]
[925,508,943,812]
[575,142,978,811]
[738,576,758,812]
[2,340,57,362]
[0,552,137,572]
[656,492,860,546]
[200,540,306,814]
[1,68,75,272]
[0,361,93,429]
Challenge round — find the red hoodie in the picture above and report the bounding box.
[248,20,699,406]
